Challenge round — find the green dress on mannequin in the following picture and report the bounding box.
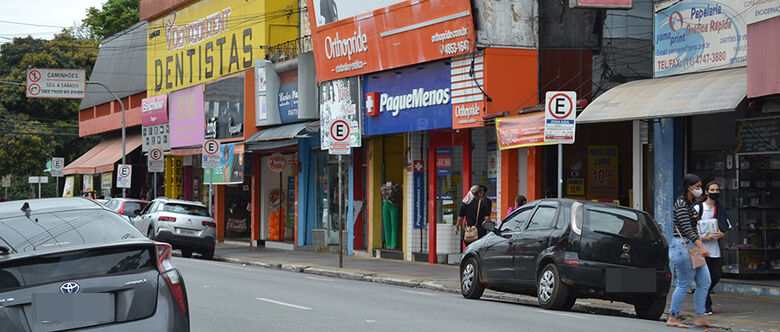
[381,182,401,249]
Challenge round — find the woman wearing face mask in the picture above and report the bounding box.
[693,181,731,315]
[667,173,714,329]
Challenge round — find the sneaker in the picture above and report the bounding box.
[704,311,714,316]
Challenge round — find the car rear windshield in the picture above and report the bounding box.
[0,246,155,292]
[122,201,147,216]
[585,206,660,241]
[163,203,210,217]
[0,210,145,253]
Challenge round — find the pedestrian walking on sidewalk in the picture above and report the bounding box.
[693,181,732,315]
[507,195,526,215]
[667,173,715,329]
[456,185,492,247]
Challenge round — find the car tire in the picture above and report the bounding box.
[634,296,666,321]
[537,263,574,310]
[460,257,485,299]
[181,249,193,258]
[201,248,215,260]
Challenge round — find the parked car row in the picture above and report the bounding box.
[460,199,670,320]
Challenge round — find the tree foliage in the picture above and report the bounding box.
[0,32,99,185]
[83,0,141,40]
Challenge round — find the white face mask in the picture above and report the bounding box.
[691,188,703,197]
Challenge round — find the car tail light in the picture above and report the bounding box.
[564,260,580,265]
[155,242,187,315]
[117,203,124,215]
[158,216,177,222]
[202,221,216,227]
[665,273,672,279]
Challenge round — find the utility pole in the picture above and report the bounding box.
[87,81,126,198]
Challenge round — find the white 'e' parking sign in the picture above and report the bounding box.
[544,91,577,144]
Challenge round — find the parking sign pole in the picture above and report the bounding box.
[338,154,343,268]
[209,170,213,216]
[558,144,563,198]
[56,177,59,197]
[153,173,157,199]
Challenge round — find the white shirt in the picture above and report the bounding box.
[694,202,731,258]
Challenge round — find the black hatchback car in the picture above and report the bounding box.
[460,199,670,320]
[0,198,189,331]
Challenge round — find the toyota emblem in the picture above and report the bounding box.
[622,244,631,253]
[60,282,80,294]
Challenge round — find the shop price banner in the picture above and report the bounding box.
[587,145,619,200]
[62,176,74,197]
[436,147,453,176]
[83,175,94,192]
[654,0,755,78]
[101,172,112,191]
[495,112,551,150]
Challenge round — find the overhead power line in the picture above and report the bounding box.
[0,19,67,29]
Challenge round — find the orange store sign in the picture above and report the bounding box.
[306,0,476,82]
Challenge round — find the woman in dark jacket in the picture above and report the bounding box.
[667,173,714,328]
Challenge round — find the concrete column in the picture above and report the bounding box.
[653,118,684,241]
[500,148,518,220]
[251,153,261,245]
[215,184,226,241]
[527,146,543,200]
[632,120,643,211]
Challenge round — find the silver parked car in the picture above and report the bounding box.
[0,198,190,331]
[133,198,216,259]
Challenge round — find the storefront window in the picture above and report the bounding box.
[435,147,463,225]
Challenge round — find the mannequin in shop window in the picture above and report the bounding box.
[381,182,401,249]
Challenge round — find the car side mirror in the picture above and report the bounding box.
[482,221,495,233]
[133,209,141,216]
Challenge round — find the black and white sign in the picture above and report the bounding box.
[116,164,132,188]
[51,157,64,177]
[202,139,221,168]
[26,68,85,99]
[142,123,170,152]
[328,119,351,155]
[28,176,48,184]
[544,91,577,144]
[1,175,9,188]
[148,148,165,173]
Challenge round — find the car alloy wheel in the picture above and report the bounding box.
[538,269,555,303]
[462,263,475,292]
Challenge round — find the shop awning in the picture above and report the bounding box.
[577,68,747,124]
[63,133,142,175]
[245,121,319,151]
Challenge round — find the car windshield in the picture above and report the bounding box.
[585,206,660,241]
[163,203,210,217]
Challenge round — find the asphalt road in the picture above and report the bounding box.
[173,257,684,332]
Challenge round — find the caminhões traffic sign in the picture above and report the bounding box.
[26,68,86,99]
[544,91,577,144]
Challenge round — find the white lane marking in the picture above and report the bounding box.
[365,320,376,323]
[535,310,588,319]
[202,285,211,288]
[400,289,436,296]
[256,297,312,310]
[305,276,332,282]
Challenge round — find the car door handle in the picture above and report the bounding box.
[501,234,512,239]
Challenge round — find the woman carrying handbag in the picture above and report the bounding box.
[456,185,492,248]
[667,173,714,329]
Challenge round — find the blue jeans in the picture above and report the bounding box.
[669,237,711,317]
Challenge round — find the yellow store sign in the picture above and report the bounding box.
[147,0,298,96]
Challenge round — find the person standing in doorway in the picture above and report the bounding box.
[694,181,731,315]
[667,173,714,328]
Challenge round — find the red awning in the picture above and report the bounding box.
[63,133,142,175]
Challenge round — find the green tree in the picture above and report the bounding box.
[83,0,141,40]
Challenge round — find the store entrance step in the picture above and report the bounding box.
[374,248,403,260]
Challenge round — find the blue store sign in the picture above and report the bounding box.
[363,61,452,135]
[278,80,299,123]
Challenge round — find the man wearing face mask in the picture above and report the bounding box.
[694,181,732,315]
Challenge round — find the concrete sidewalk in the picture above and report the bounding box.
[208,244,780,332]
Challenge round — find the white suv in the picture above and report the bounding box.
[133,198,217,259]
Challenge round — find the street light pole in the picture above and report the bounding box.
[87,81,126,198]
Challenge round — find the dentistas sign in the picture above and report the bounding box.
[363,60,452,135]
[146,0,265,96]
